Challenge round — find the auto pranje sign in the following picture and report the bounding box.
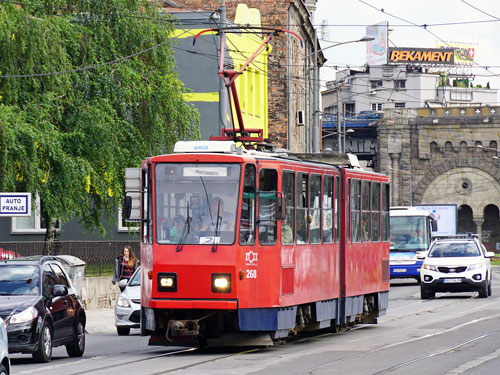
[0,193,31,216]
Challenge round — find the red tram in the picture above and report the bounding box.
[125,141,390,347]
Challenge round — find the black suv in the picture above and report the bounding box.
[0,256,86,362]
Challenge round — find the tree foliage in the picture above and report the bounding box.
[0,0,199,237]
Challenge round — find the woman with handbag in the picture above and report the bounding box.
[112,245,138,285]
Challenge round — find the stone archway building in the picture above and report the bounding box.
[378,106,500,251]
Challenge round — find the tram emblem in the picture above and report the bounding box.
[245,251,258,265]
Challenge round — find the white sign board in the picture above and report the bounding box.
[415,204,457,236]
[0,193,31,217]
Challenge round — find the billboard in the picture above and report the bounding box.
[366,22,388,66]
[436,42,475,65]
[415,204,457,236]
[388,47,454,65]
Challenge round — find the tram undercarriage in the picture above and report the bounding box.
[143,292,388,347]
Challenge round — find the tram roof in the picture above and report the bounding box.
[171,141,359,169]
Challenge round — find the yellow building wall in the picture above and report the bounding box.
[174,4,269,139]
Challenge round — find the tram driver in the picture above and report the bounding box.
[202,197,235,233]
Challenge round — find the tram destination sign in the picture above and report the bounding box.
[0,193,31,217]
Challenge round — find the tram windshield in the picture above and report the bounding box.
[154,163,241,245]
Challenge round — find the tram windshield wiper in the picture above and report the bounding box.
[211,201,222,253]
[176,202,192,252]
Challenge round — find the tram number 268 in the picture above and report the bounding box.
[246,269,257,279]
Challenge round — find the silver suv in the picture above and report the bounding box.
[419,235,494,299]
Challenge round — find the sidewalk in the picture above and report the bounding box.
[85,307,116,334]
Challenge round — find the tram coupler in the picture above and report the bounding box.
[168,320,200,336]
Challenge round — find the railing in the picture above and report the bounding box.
[0,241,140,276]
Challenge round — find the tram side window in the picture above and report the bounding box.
[310,175,322,244]
[240,164,256,245]
[372,182,381,241]
[351,179,361,243]
[322,176,333,243]
[282,171,295,245]
[335,176,340,242]
[362,180,371,242]
[346,179,351,243]
[296,173,309,244]
[258,169,278,245]
[381,183,390,241]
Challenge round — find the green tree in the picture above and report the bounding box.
[0,0,199,242]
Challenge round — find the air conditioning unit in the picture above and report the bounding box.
[297,110,305,126]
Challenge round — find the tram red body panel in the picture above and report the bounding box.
[133,143,390,345]
[341,169,390,298]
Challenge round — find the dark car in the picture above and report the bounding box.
[0,256,86,362]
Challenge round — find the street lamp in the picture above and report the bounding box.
[310,35,375,153]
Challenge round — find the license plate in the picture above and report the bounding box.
[443,278,462,284]
[393,269,407,273]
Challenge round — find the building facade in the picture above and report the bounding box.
[171,0,324,152]
[378,106,500,251]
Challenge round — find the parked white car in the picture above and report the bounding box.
[115,267,141,335]
[420,235,494,299]
[0,317,10,375]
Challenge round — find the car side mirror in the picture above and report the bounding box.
[485,251,496,258]
[118,279,128,292]
[416,254,426,260]
[52,284,68,297]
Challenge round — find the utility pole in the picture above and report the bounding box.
[219,0,229,131]
[312,27,320,153]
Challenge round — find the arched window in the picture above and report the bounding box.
[445,141,453,152]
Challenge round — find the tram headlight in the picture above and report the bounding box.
[212,273,231,293]
[158,273,177,292]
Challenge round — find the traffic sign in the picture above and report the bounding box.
[0,193,31,216]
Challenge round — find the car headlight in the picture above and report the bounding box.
[9,306,38,324]
[422,264,438,272]
[212,273,231,293]
[469,263,483,271]
[116,296,131,308]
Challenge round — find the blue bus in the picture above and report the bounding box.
[389,207,437,282]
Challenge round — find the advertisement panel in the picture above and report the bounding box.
[366,22,388,65]
[436,42,475,65]
[388,47,454,65]
[415,204,457,236]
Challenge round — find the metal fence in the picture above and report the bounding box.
[0,241,140,276]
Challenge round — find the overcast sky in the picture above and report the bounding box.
[315,0,500,98]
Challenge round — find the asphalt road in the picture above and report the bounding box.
[10,267,500,375]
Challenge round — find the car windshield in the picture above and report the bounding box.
[428,242,481,258]
[129,268,141,287]
[0,265,40,295]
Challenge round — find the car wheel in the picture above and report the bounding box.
[488,279,492,296]
[66,318,85,357]
[420,285,435,299]
[479,282,488,298]
[117,327,131,336]
[33,321,52,363]
[0,364,7,375]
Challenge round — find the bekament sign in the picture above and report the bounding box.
[388,47,455,65]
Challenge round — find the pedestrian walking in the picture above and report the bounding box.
[112,245,138,285]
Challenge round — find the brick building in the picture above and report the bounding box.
[170,0,324,152]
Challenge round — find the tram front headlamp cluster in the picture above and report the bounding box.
[158,272,177,292]
[212,273,231,293]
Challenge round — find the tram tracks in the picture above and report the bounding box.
[290,312,500,375]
